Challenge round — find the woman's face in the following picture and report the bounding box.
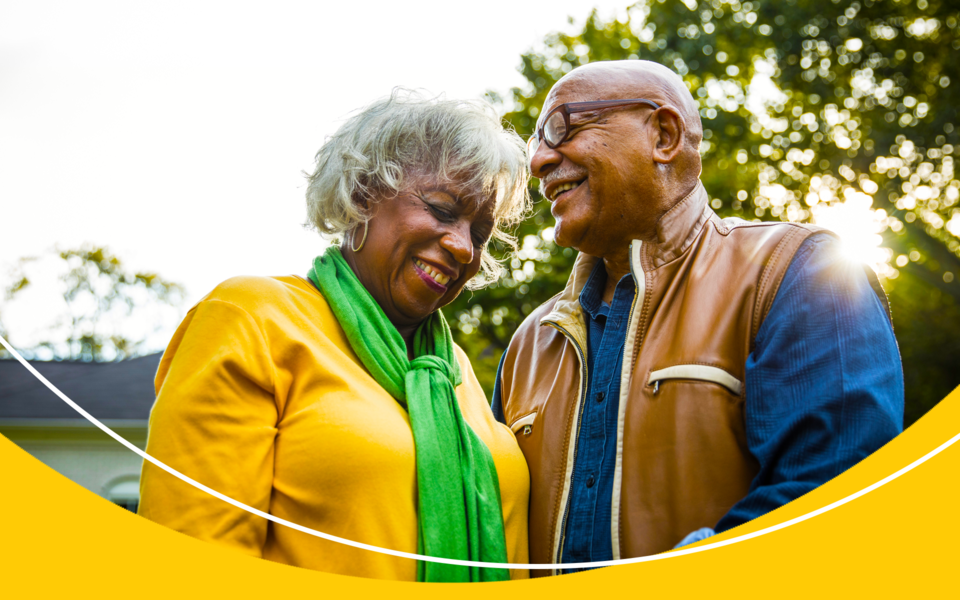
[343,174,495,336]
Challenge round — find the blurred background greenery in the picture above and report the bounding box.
[3,0,957,429]
[1,247,184,362]
[442,0,960,428]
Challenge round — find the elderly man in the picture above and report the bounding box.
[492,60,903,575]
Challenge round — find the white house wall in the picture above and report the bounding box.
[0,422,147,505]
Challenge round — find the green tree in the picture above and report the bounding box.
[0,246,184,362]
[444,0,960,425]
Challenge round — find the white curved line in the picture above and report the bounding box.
[2,333,955,570]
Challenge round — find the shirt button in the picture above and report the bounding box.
[596,392,605,403]
[586,476,596,488]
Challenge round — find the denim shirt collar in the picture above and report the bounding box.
[579,259,609,321]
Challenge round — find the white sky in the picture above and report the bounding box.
[1,0,633,352]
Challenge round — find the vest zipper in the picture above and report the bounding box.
[628,241,648,368]
[541,319,588,574]
[610,239,646,560]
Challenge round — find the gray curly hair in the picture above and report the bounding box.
[305,89,531,289]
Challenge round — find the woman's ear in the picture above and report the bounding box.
[352,191,369,211]
[651,106,686,164]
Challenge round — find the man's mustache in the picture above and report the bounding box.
[539,168,588,199]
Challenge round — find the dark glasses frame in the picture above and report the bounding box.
[527,98,662,159]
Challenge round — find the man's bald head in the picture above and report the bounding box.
[546,60,703,170]
[529,59,704,255]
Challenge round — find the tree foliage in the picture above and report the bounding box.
[0,246,184,362]
[443,0,960,425]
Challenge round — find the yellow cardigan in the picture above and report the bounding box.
[138,275,530,580]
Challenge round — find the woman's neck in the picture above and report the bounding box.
[396,324,417,360]
[342,240,420,359]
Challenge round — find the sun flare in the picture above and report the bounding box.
[810,192,895,278]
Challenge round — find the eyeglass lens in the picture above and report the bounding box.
[527,107,574,161]
[526,135,540,161]
[544,111,567,147]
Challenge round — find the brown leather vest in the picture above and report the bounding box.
[500,183,829,575]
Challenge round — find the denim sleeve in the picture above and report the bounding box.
[714,233,904,533]
[491,349,508,424]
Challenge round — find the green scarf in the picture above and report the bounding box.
[307,247,510,582]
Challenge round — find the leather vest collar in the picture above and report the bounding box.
[648,180,711,268]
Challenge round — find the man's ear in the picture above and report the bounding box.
[651,106,686,164]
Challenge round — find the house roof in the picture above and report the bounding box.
[0,354,161,421]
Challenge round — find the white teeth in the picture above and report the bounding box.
[414,259,450,286]
[550,181,581,200]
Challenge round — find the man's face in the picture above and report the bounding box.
[530,78,659,256]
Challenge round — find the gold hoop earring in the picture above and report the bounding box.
[351,221,369,253]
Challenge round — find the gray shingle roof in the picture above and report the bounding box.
[0,354,161,421]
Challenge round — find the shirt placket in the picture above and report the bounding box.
[561,271,634,572]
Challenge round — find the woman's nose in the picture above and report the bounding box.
[441,222,475,265]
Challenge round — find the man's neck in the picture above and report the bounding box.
[601,251,632,304]
[593,178,701,303]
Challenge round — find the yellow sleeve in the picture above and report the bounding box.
[138,297,278,558]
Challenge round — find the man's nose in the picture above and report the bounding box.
[441,222,474,265]
[529,141,563,180]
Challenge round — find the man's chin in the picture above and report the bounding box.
[552,221,587,254]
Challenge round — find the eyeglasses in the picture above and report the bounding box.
[526,98,661,161]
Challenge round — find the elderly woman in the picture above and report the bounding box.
[138,91,531,581]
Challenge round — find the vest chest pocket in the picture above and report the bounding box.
[509,411,537,437]
[647,365,742,396]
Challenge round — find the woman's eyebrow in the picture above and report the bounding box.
[421,187,465,204]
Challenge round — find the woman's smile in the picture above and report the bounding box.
[413,257,452,293]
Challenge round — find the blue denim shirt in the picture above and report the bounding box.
[557,259,636,570]
[492,233,904,565]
